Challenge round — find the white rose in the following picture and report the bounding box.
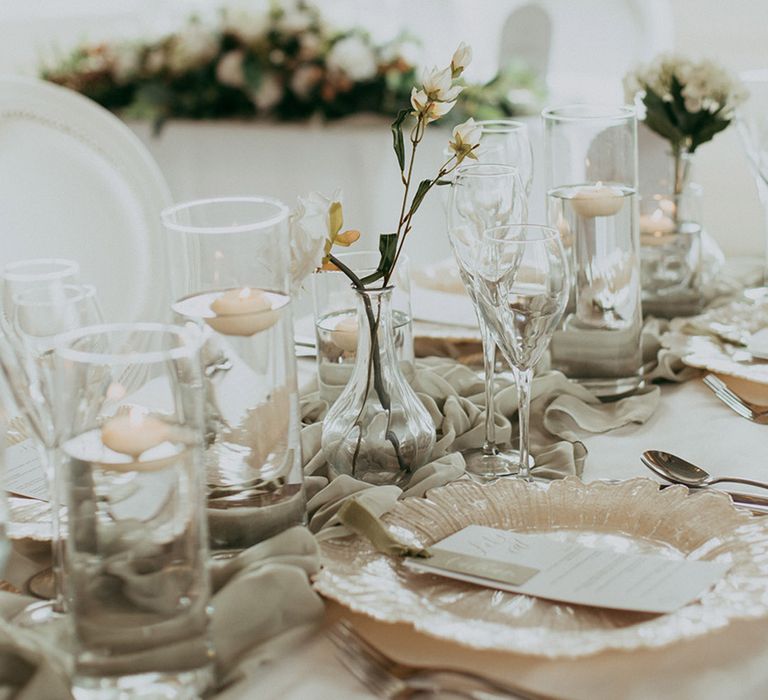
[110,44,141,83]
[299,33,322,60]
[278,10,312,34]
[145,48,166,74]
[327,36,378,82]
[224,9,269,44]
[290,64,322,98]
[252,74,283,110]
[216,50,246,88]
[167,25,218,74]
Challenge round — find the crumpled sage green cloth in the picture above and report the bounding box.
[0,527,324,699]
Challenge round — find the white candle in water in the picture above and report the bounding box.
[207,287,278,336]
[330,316,359,352]
[571,182,625,218]
[101,407,170,458]
[639,208,676,236]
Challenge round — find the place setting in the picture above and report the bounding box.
[2,3,768,699]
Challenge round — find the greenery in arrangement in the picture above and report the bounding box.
[624,54,747,193]
[41,1,542,133]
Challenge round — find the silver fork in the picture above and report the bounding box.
[703,374,768,424]
[327,621,560,699]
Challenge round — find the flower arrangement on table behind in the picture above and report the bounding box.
[289,43,482,487]
[41,2,542,132]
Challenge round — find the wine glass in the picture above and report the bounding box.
[737,69,768,293]
[5,282,102,627]
[472,224,569,481]
[475,120,534,198]
[447,164,527,480]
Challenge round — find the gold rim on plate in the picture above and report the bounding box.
[315,477,768,658]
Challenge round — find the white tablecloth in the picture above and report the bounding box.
[220,377,768,700]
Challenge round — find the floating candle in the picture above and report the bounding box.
[330,316,359,352]
[639,208,676,236]
[207,287,278,336]
[101,407,170,458]
[570,183,625,218]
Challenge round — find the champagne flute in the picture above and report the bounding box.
[7,283,102,626]
[473,225,569,481]
[475,119,534,198]
[737,69,768,294]
[447,164,527,479]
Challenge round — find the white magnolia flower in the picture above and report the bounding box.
[289,190,341,287]
[223,9,269,44]
[327,36,378,82]
[451,42,472,76]
[449,117,482,162]
[167,25,218,74]
[290,64,323,98]
[410,87,455,123]
[216,50,246,88]
[421,65,462,102]
[252,74,283,110]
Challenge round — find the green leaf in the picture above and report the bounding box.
[435,179,452,186]
[360,233,398,285]
[390,108,410,173]
[408,179,432,217]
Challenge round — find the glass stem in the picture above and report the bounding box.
[515,367,533,482]
[44,445,67,613]
[478,316,497,456]
[756,177,768,287]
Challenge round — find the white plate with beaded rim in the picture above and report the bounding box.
[315,477,768,658]
[0,76,171,324]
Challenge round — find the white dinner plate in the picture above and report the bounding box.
[0,76,172,323]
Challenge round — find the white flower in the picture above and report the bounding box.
[410,87,455,123]
[421,65,462,102]
[252,74,283,110]
[223,9,269,44]
[451,42,472,76]
[290,64,323,98]
[167,25,218,74]
[278,10,313,34]
[216,50,246,88]
[327,36,378,82]
[110,44,141,84]
[289,190,341,287]
[449,117,482,162]
[299,33,322,60]
[381,36,422,66]
[145,48,166,74]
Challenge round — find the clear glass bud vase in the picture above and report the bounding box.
[321,286,435,486]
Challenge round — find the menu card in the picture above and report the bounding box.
[5,439,48,501]
[404,525,729,614]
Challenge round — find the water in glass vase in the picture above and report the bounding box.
[64,428,213,698]
[315,308,413,403]
[547,184,643,396]
[172,289,305,550]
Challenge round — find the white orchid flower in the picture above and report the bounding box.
[451,42,472,77]
[421,66,462,102]
[449,117,482,162]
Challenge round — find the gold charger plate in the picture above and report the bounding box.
[315,478,768,658]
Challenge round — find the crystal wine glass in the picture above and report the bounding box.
[737,69,768,292]
[472,224,569,481]
[447,164,527,480]
[475,119,534,198]
[6,283,102,626]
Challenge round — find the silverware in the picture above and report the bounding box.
[327,620,560,699]
[703,374,768,424]
[642,450,768,492]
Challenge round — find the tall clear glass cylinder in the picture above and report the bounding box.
[53,323,213,699]
[161,197,305,551]
[543,105,642,396]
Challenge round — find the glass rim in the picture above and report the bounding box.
[55,322,203,365]
[2,257,80,283]
[541,104,636,123]
[12,283,96,308]
[476,119,528,133]
[160,196,290,235]
[454,163,521,178]
[483,224,560,243]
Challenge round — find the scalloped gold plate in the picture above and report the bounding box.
[315,478,768,658]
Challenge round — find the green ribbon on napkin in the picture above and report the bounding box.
[337,498,431,558]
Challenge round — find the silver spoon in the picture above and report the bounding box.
[641,450,768,491]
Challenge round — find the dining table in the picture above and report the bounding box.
[211,362,768,700]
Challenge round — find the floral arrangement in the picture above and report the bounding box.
[624,54,747,193]
[41,2,540,132]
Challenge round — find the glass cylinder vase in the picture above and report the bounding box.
[544,105,643,397]
[161,197,305,551]
[321,286,435,486]
[312,251,413,404]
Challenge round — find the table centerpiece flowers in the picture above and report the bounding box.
[290,43,481,486]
